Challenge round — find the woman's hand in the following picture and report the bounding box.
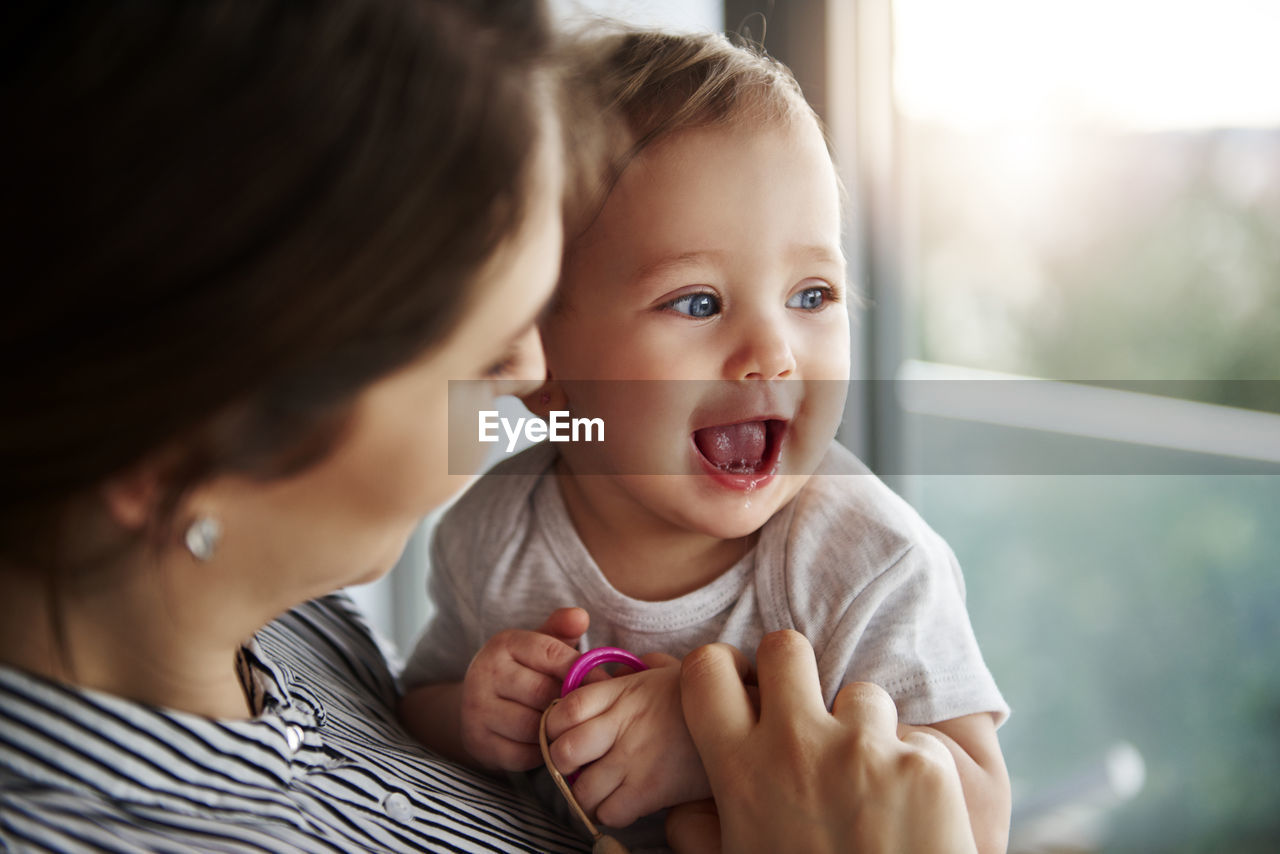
[545,652,710,828]
[668,630,978,854]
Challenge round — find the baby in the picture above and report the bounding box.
[402,29,1010,854]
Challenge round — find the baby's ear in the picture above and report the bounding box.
[520,375,568,419]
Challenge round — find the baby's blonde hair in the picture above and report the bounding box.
[561,27,823,238]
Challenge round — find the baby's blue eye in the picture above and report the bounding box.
[787,286,829,311]
[667,293,721,318]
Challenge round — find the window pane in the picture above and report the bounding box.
[895,0,1280,385]
[917,474,1280,852]
[893,3,1280,852]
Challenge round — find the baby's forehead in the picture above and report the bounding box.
[588,117,836,222]
[554,106,842,295]
[597,113,831,202]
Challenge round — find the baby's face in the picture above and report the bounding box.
[544,117,849,539]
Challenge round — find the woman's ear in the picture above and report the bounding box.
[99,462,164,532]
[520,374,568,419]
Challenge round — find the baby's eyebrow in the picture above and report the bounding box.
[629,250,728,286]
[627,245,846,288]
[789,243,847,270]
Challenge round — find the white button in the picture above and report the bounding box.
[285,724,305,753]
[383,792,413,824]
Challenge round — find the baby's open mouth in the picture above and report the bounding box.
[692,419,786,474]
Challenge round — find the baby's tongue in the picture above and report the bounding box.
[694,421,767,471]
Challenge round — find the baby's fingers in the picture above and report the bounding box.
[508,629,584,679]
[481,696,550,746]
[571,760,628,827]
[535,606,590,645]
[458,697,545,771]
[642,652,680,669]
[544,678,625,740]
[495,661,564,710]
[549,711,620,777]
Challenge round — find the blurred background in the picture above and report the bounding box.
[353,2,1280,851]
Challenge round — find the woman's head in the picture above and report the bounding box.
[1,0,563,569]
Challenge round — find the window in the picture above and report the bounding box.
[884,1,1280,851]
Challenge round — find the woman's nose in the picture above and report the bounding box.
[504,325,548,396]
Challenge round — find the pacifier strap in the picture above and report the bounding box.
[539,699,630,854]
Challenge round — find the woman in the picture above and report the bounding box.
[0,1,973,851]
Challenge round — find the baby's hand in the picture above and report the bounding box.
[460,607,587,772]
[545,653,711,828]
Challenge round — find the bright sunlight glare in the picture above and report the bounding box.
[895,0,1280,130]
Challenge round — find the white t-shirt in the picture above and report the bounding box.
[405,440,1008,728]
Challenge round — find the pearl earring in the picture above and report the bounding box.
[184,516,222,562]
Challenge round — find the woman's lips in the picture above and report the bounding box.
[691,419,787,489]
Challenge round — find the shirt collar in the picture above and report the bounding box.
[0,636,327,818]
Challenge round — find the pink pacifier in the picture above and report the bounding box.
[561,646,648,696]
[553,647,648,786]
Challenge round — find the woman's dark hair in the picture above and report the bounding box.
[0,0,555,558]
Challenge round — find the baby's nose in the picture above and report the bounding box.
[730,324,796,380]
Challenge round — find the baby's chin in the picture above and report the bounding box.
[681,476,813,539]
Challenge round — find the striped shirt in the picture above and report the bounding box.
[0,594,588,853]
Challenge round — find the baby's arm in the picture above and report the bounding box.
[399,608,588,771]
[543,653,711,829]
[898,713,1009,854]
